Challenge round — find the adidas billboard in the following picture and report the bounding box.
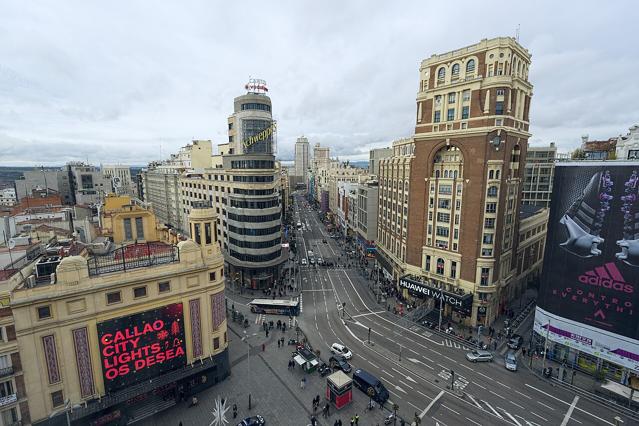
[536,162,639,371]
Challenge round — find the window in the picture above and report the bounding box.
[436,258,445,275]
[448,93,456,104]
[483,233,494,244]
[462,90,470,101]
[133,286,147,298]
[451,261,457,279]
[484,218,495,229]
[461,106,469,119]
[437,212,450,222]
[107,291,121,304]
[437,67,445,80]
[435,95,442,106]
[438,199,450,209]
[209,271,217,281]
[453,229,459,239]
[436,226,449,237]
[123,218,132,240]
[158,281,171,293]
[434,111,441,123]
[482,248,493,257]
[466,59,475,73]
[496,89,505,96]
[480,268,490,286]
[452,64,460,76]
[51,390,64,408]
[214,337,220,350]
[485,203,497,213]
[489,170,494,179]
[135,217,144,239]
[37,305,51,320]
[425,255,431,272]
[447,108,455,121]
[487,186,498,197]
[0,407,17,424]
[495,118,503,126]
[495,101,504,115]
[438,184,452,194]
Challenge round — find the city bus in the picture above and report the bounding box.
[249,299,300,316]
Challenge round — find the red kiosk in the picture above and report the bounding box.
[326,371,352,409]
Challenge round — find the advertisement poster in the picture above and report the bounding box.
[536,163,639,370]
[97,303,187,393]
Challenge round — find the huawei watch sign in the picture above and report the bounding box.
[399,277,472,315]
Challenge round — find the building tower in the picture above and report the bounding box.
[378,37,533,327]
[295,136,310,186]
[223,79,286,289]
[189,200,220,258]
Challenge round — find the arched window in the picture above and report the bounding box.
[489,170,494,179]
[453,170,458,179]
[495,170,501,179]
[437,67,446,80]
[436,258,445,275]
[466,59,476,73]
[444,170,449,178]
[435,170,440,178]
[487,186,498,197]
[404,181,409,191]
[452,64,460,76]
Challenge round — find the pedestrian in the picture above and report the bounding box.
[350,417,355,426]
[277,339,280,348]
[355,413,359,424]
[325,403,330,416]
[179,422,183,426]
[301,377,306,389]
[334,421,339,426]
[232,403,237,419]
[311,415,317,426]
[493,340,497,350]
[522,348,526,356]
[266,329,269,337]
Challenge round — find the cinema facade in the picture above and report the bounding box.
[10,205,229,425]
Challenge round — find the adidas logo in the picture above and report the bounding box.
[578,262,634,294]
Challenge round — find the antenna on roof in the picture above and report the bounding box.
[515,24,521,42]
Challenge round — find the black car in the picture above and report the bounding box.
[330,355,352,373]
[237,415,265,426]
[318,363,332,377]
[507,334,524,350]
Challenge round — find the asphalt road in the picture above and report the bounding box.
[229,194,637,426]
[296,194,639,426]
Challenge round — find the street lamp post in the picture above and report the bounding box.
[242,331,258,410]
[541,320,550,375]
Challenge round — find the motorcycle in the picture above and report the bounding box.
[383,413,396,425]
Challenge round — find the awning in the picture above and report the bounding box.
[309,359,319,367]
[294,355,306,366]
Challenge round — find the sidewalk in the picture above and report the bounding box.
[141,314,396,426]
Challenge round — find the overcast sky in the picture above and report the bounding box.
[0,1,637,166]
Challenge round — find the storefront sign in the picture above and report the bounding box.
[242,122,276,149]
[97,303,187,393]
[399,276,472,315]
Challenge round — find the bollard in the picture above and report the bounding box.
[262,343,265,352]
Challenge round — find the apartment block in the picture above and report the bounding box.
[522,143,556,208]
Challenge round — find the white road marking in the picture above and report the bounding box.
[352,311,385,318]
[399,379,414,390]
[560,396,579,426]
[421,390,445,417]
[466,417,482,426]
[498,407,522,426]
[509,400,525,409]
[537,401,554,410]
[530,411,548,422]
[441,404,460,415]
[482,400,503,419]
[489,390,506,400]
[381,369,394,378]
[515,390,532,400]
[467,394,483,410]
[417,390,431,399]
[472,382,487,390]
[368,361,379,369]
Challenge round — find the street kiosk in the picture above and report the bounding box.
[326,370,353,409]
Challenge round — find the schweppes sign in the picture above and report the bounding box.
[243,122,277,149]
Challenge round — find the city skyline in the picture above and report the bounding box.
[1,1,637,167]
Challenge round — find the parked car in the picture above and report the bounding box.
[504,352,518,371]
[507,334,524,350]
[318,363,332,377]
[301,258,308,266]
[309,257,315,265]
[237,415,265,426]
[330,342,353,359]
[330,355,352,373]
[323,239,328,244]
[465,350,494,363]
[317,257,324,265]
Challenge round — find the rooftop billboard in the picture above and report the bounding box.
[535,163,639,371]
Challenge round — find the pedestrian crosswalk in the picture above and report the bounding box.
[465,391,541,426]
[444,338,471,350]
[437,369,469,391]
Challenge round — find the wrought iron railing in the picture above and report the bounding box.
[87,242,179,276]
[0,366,14,378]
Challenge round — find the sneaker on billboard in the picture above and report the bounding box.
[559,171,612,258]
[616,170,639,266]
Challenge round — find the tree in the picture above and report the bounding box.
[571,148,586,160]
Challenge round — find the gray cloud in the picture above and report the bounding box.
[0,1,637,166]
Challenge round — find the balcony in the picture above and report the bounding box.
[0,366,13,379]
[87,242,179,276]
[0,393,17,408]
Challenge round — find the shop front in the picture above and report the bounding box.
[399,275,472,320]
